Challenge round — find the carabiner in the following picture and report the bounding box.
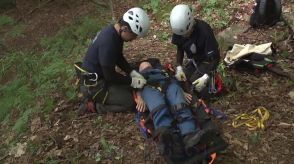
[88,73,98,82]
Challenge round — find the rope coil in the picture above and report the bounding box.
[232,107,270,130]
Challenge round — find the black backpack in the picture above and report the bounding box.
[250,0,282,27]
[227,52,275,73]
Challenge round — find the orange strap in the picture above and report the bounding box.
[209,153,217,164]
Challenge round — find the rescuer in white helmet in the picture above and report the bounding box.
[170,4,220,100]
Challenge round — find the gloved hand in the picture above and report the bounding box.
[131,77,146,89]
[192,74,209,92]
[175,66,187,81]
[130,70,146,89]
[130,70,145,79]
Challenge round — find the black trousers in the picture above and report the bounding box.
[79,80,135,113]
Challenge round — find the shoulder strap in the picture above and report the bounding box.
[258,0,267,18]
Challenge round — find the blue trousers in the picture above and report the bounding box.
[141,81,199,136]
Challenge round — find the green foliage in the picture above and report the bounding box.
[280,51,289,58]
[65,87,77,100]
[217,62,236,91]
[0,15,15,26]
[0,51,18,78]
[93,116,103,127]
[42,98,55,114]
[0,16,25,40]
[97,137,122,161]
[27,141,39,155]
[248,132,261,145]
[7,25,25,38]
[159,31,170,41]
[150,0,160,13]
[199,0,232,29]
[271,29,288,43]
[143,0,160,13]
[0,16,108,137]
[45,158,60,164]
[0,78,33,122]
[13,108,34,135]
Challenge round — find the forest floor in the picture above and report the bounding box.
[0,0,294,163]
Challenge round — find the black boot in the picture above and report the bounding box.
[155,127,174,156]
[183,130,205,151]
[183,128,218,155]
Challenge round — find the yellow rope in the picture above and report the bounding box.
[74,63,87,73]
[232,107,270,130]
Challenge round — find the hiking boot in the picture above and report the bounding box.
[183,130,205,151]
[156,127,173,156]
[183,128,218,154]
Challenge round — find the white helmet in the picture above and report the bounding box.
[123,7,150,37]
[170,4,194,35]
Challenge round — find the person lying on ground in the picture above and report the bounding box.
[134,61,215,154]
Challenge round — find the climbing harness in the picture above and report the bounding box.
[232,107,270,130]
[74,62,109,115]
[74,62,99,87]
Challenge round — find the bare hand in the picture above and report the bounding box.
[135,92,147,112]
[184,92,192,104]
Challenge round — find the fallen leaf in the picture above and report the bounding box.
[288,91,294,100]
[64,135,71,141]
[138,144,144,150]
[9,143,27,158]
[31,117,41,133]
[30,135,37,141]
[54,149,62,157]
